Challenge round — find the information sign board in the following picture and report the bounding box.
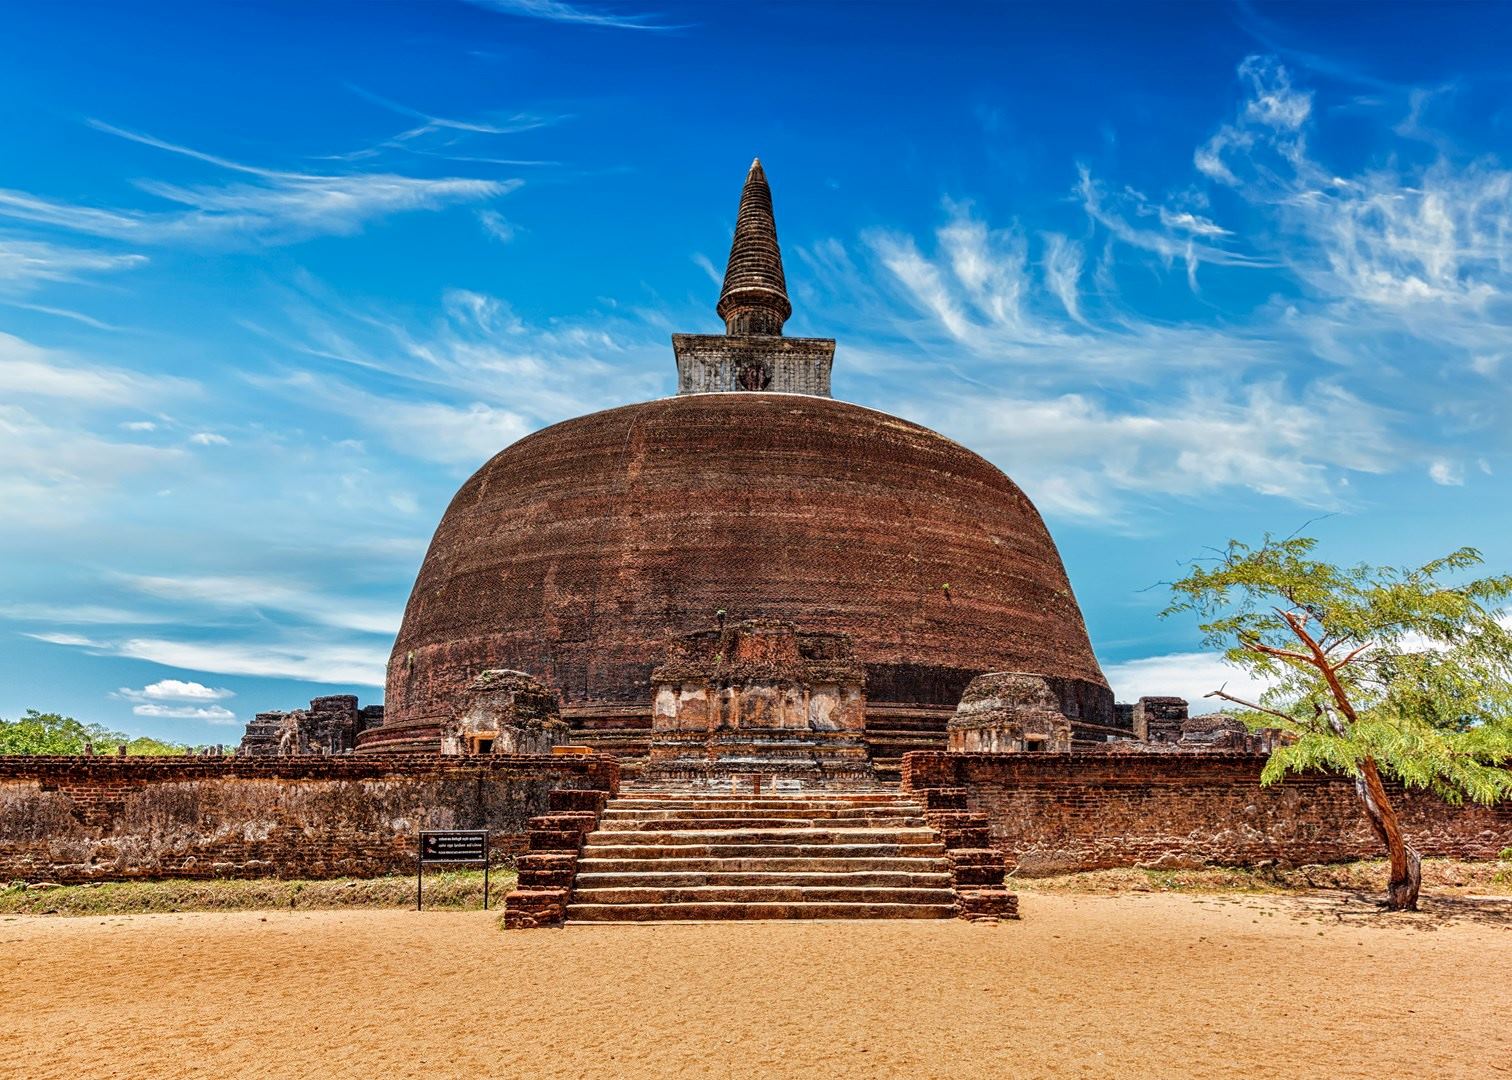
[420,831,488,863]
[416,830,491,910]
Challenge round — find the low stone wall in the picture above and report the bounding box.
[0,754,619,883]
[902,752,1512,874]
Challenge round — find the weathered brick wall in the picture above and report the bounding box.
[903,752,1512,874]
[0,754,618,883]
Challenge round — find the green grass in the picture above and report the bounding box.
[0,869,517,916]
[4,854,1508,916]
[1016,857,1512,896]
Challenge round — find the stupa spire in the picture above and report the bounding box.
[716,157,792,336]
[672,158,833,395]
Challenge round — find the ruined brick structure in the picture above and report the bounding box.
[0,754,617,882]
[645,619,873,785]
[1132,696,1191,742]
[5,749,1504,888]
[238,695,384,757]
[947,672,1076,753]
[448,669,569,755]
[902,752,1512,873]
[373,159,1116,775]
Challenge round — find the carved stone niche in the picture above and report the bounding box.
[452,669,569,755]
[646,619,871,781]
[947,672,1074,753]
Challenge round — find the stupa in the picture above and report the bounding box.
[360,159,1118,775]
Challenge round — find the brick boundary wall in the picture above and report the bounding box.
[0,754,619,883]
[902,752,1512,874]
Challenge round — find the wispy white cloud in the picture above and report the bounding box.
[466,0,680,31]
[1075,166,1274,285]
[344,84,561,144]
[32,630,388,687]
[903,379,1392,522]
[0,402,187,526]
[478,209,516,243]
[119,637,387,687]
[691,252,722,288]
[0,603,174,625]
[118,678,235,702]
[118,573,401,636]
[0,237,145,290]
[1104,651,1272,715]
[1040,232,1086,325]
[1,300,129,331]
[1428,458,1465,486]
[0,123,516,247]
[189,432,229,446]
[823,54,1512,523]
[252,279,668,465]
[0,331,192,405]
[24,631,107,648]
[129,702,238,723]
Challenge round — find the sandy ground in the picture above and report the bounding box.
[4,892,1509,1080]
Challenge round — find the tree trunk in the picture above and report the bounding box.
[1355,756,1421,911]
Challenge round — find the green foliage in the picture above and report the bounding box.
[0,710,127,755]
[0,710,197,756]
[1165,536,1512,805]
[123,735,193,756]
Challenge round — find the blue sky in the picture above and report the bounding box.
[4,0,1512,741]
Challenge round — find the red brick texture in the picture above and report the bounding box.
[383,392,1114,746]
[505,788,612,928]
[902,752,1512,874]
[0,754,618,883]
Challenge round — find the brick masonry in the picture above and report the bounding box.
[671,333,835,396]
[902,752,1512,873]
[0,754,618,883]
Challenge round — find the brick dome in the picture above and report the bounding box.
[375,392,1112,749]
[362,161,1114,760]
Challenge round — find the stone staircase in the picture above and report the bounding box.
[568,789,955,922]
[506,785,1017,927]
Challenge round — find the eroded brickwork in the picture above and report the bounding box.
[382,393,1114,750]
[903,752,1512,873]
[240,695,384,756]
[0,754,617,882]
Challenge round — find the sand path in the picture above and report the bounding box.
[4,892,1509,1079]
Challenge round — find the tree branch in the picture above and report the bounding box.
[1281,610,1362,724]
[1239,638,1314,664]
[1331,642,1373,671]
[1203,687,1295,723]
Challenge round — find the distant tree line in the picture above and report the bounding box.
[0,710,204,756]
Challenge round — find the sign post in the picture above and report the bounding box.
[416,830,491,911]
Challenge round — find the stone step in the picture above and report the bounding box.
[547,784,998,925]
[574,870,952,889]
[577,855,950,875]
[586,827,940,847]
[606,809,919,816]
[607,798,920,810]
[597,814,927,830]
[616,792,919,798]
[580,842,948,860]
[571,885,957,905]
[566,901,957,922]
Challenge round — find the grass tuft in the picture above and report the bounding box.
[0,869,516,916]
